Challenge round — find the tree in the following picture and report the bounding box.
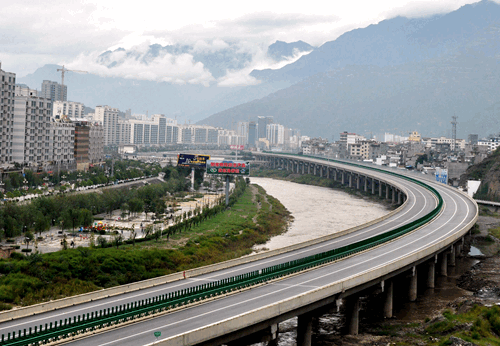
[97,236,107,248]
[62,209,81,234]
[80,209,94,229]
[129,229,136,246]
[61,234,68,250]
[24,231,34,251]
[113,234,123,248]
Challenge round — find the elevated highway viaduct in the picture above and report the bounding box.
[0,153,477,346]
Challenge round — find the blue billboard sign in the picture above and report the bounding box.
[435,168,448,184]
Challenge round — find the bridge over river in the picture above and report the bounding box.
[0,153,477,346]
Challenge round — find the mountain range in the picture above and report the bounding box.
[18,0,500,139]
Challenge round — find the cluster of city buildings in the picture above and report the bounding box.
[2,62,498,177]
[0,64,307,172]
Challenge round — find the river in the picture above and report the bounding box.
[250,177,389,251]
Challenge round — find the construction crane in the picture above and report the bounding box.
[56,65,88,101]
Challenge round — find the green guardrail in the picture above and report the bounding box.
[0,153,443,346]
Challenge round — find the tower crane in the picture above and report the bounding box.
[56,65,88,101]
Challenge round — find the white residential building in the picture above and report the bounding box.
[50,120,75,169]
[13,92,52,167]
[93,105,119,146]
[266,123,285,145]
[0,63,16,164]
[52,101,84,120]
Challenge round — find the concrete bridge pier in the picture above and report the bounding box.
[319,166,323,178]
[327,168,330,179]
[302,164,305,174]
[456,242,462,256]
[392,188,396,204]
[379,181,382,197]
[313,165,317,176]
[398,191,402,205]
[297,312,314,346]
[382,280,394,318]
[364,177,368,192]
[341,171,345,185]
[448,245,456,267]
[439,252,448,277]
[345,295,360,335]
[349,174,353,188]
[386,184,390,200]
[427,259,436,288]
[356,175,360,190]
[371,179,375,194]
[408,266,417,302]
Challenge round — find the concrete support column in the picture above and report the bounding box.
[383,280,393,318]
[456,243,462,256]
[440,252,448,277]
[398,191,402,205]
[364,177,368,192]
[341,171,345,185]
[268,324,278,346]
[345,295,360,335]
[327,168,330,179]
[409,267,417,302]
[392,188,396,204]
[319,166,323,177]
[449,245,456,267]
[356,176,360,190]
[379,181,382,197]
[297,312,313,346]
[371,179,375,194]
[308,164,311,174]
[386,184,390,200]
[349,174,353,188]
[427,260,435,288]
[313,165,317,176]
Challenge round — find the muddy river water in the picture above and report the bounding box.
[249,177,481,346]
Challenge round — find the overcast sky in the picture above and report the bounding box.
[0,0,488,85]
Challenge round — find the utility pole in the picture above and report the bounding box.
[451,115,458,153]
[56,65,88,101]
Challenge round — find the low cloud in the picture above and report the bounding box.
[66,48,215,86]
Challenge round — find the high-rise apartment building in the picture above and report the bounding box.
[13,89,52,167]
[50,121,75,169]
[248,121,257,148]
[41,80,67,102]
[266,123,285,145]
[93,105,119,146]
[0,63,16,164]
[257,116,273,139]
[53,101,84,120]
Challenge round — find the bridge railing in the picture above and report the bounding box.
[0,154,443,346]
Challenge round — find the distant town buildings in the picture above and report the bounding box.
[41,80,67,102]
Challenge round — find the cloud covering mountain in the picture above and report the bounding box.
[200,0,500,139]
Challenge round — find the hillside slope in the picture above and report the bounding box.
[460,148,500,201]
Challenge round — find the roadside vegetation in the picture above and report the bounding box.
[0,178,291,309]
[0,164,191,239]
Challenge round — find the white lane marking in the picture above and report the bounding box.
[0,178,432,332]
[98,186,471,346]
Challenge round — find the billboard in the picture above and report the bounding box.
[206,160,250,175]
[230,145,245,150]
[435,168,448,184]
[177,154,210,168]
